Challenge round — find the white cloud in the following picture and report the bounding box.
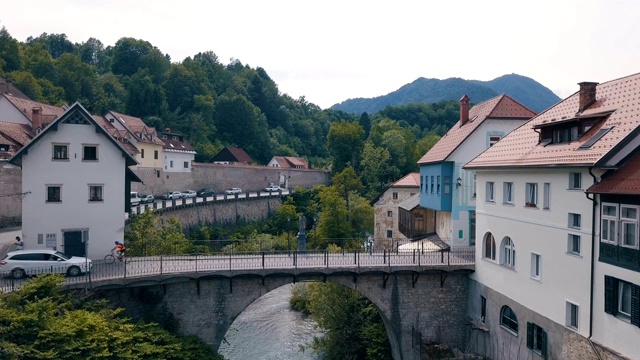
[2,0,639,108]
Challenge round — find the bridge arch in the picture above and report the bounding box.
[96,268,471,359]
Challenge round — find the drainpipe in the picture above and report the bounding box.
[586,167,603,360]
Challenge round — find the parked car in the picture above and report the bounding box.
[264,184,281,192]
[225,187,242,195]
[197,188,216,197]
[181,190,197,198]
[140,194,154,204]
[130,191,142,206]
[160,191,183,200]
[0,250,93,279]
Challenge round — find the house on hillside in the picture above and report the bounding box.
[9,103,140,260]
[104,110,164,169]
[416,94,535,248]
[0,77,31,100]
[465,77,640,359]
[0,121,33,160]
[210,146,253,165]
[0,93,65,127]
[159,128,196,172]
[586,150,640,358]
[267,156,309,169]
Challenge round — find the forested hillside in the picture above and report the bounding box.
[331,74,561,114]
[0,27,459,194]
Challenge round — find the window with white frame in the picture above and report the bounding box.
[484,233,496,260]
[392,192,398,200]
[46,185,61,203]
[543,183,550,210]
[531,253,541,280]
[618,281,632,317]
[501,237,516,268]
[525,183,538,207]
[601,203,618,244]
[621,205,639,248]
[89,185,103,202]
[568,213,581,229]
[569,172,582,189]
[566,302,579,330]
[567,234,581,255]
[503,182,513,204]
[604,276,640,325]
[486,182,494,202]
[184,161,189,168]
[500,306,519,334]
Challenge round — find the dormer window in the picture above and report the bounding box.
[535,111,612,145]
[161,135,167,139]
[172,136,179,141]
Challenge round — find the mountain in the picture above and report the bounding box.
[331,74,561,114]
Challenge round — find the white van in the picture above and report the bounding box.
[130,192,141,206]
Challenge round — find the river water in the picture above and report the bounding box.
[218,285,323,360]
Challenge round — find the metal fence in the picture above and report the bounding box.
[0,247,475,293]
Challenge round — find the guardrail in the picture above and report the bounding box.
[126,189,291,219]
[0,247,474,293]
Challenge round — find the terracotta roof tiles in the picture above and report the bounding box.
[3,94,65,123]
[587,150,640,195]
[0,121,34,147]
[393,172,420,187]
[418,95,535,164]
[466,72,640,169]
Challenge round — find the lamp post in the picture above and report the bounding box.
[287,217,291,254]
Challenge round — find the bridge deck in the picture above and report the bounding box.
[1,248,475,292]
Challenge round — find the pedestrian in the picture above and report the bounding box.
[14,236,23,250]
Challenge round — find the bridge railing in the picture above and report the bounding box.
[0,247,474,293]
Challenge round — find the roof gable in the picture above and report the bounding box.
[418,94,535,164]
[466,72,640,169]
[1,93,65,123]
[211,146,253,163]
[9,102,138,167]
[393,172,420,187]
[587,150,640,195]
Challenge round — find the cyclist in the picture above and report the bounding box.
[112,241,126,260]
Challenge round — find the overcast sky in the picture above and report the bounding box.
[2,0,639,109]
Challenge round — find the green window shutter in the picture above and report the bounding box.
[541,330,548,359]
[526,322,533,349]
[631,284,640,327]
[604,276,617,315]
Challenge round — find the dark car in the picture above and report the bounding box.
[197,188,216,197]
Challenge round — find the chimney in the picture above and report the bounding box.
[32,107,43,130]
[165,127,171,133]
[578,82,598,112]
[459,95,470,125]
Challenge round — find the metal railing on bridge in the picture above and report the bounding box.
[1,247,474,293]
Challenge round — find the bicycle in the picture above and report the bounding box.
[104,250,126,264]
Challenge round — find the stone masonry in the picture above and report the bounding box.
[98,271,471,360]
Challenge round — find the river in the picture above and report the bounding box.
[218,285,323,360]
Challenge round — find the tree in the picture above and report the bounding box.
[26,32,75,59]
[313,186,350,248]
[0,26,22,73]
[126,69,167,117]
[327,120,365,174]
[0,275,223,360]
[359,112,371,137]
[360,142,394,200]
[413,132,440,163]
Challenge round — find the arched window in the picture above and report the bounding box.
[484,233,496,260]
[501,237,516,267]
[500,306,519,334]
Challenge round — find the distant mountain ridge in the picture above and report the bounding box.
[331,74,561,114]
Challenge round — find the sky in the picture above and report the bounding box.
[2,0,639,109]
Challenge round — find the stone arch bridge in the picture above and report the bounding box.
[49,249,476,359]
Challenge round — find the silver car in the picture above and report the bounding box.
[0,250,93,279]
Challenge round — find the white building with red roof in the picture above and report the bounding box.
[465,74,640,359]
[104,110,165,169]
[417,95,535,248]
[159,128,196,172]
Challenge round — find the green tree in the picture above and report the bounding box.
[126,69,167,117]
[26,32,75,59]
[413,132,440,163]
[125,211,196,255]
[313,186,350,247]
[360,142,393,200]
[0,275,223,360]
[0,26,22,73]
[327,120,365,174]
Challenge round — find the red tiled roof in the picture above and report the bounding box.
[0,77,30,99]
[466,73,640,169]
[418,95,536,164]
[286,156,307,167]
[271,156,309,168]
[393,173,420,187]
[0,121,34,147]
[587,151,640,195]
[92,115,138,155]
[106,110,164,145]
[3,94,65,123]
[162,132,196,153]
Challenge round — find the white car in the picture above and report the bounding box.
[225,187,242,195]
[181,190,197,198]
[264,185,281,192]
[0,250,93,279]
[130,191,142,206]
